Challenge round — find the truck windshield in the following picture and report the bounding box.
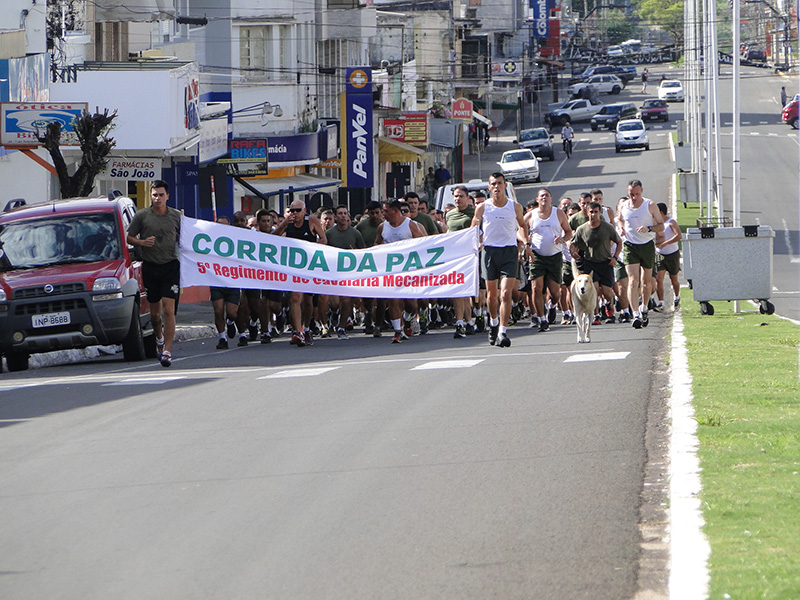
[0,213,121,271]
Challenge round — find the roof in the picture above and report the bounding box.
[0,197,124,223]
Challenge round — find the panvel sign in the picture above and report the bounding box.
[532,0,555,38]
[342,67,373,188]
[179,216,479,299]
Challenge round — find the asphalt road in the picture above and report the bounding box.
[0,314,671,600]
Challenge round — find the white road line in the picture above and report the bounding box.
[259,366,340,379]
[104,376,187,386]
[564,351,630,362]
[412,359,485,370]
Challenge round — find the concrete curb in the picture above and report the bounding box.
[25,324,217,370]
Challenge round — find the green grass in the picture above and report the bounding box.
[681,290,800,598]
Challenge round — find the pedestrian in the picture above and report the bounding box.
[434,164,451,189]
[446,185,477,338]
[423,167,436,202]
[471,172,529,348]
[126,180,182,367]
[780,85,788,107]
[641,68,649,94]
[616,179,664,329]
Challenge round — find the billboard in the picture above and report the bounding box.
[342,67,374,188]
[1,102,87,147]
[532,0,555,38]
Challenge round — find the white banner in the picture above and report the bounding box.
[179,216,480,299]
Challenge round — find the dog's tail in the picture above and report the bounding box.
[571,258,581,281]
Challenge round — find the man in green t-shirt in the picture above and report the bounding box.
[354,201,383,335]
[446,185,477,338]
[323,205,365,339]
[568,192,592,231]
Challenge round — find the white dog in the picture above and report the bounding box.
[570,260,598,343]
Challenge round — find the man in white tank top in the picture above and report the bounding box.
[524,188,572,332]
[471,172,529,347]
[374,199,426,344]
[616,179,664,329]
[655,201,682,311]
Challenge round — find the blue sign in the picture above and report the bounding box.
[267,132,318,164]
[531,0,554,38]
[345,67,372,95]
[344,90,373,188]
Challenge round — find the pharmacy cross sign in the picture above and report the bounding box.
[349,69,369,89]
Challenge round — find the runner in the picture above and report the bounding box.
[374,200,426,343]
[654,202,682,311]
[445,185,477,338]
[471,172,529,347]
[324,205,365,339]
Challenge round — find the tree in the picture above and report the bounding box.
[634,0,685,45]
[37,109,117,199]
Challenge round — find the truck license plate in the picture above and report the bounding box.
[32,312,71,328]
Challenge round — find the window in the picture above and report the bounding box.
[239,24,292,81]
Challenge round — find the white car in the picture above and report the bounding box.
[497,149,540,184]
[657,79,685,102]
[569,74,625,98]
[615,119,650,153]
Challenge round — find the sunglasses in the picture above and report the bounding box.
[289,208,303,213]
[400,208,410,213]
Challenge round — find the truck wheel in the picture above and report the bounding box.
[6,352,29,372]
[122,308,146,361]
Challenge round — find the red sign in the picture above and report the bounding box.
[452,99,473,120]
[539,19,561,58]
[383,114,428,147]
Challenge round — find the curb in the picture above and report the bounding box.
[25,324,217,370]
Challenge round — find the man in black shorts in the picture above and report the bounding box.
[126,180,182,367]
[568,202,621,314]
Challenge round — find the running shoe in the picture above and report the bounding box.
[337,328,349,340]
[391,331,403,343]
[604,304,615,319]
[248,322,259,340]
[529,316,540,329]
[373,328,382,338]
[488,324,499,346]
[653,302,664,313]
[539,320,550,332]
[226,321,237,339]
[320,326,330,338]
[632,316,643,329]
[547,305,557,324]
[410,316,421,336]
[619,312,631,323]
[453,324,466,339]
[159,350,172,367]
[156,338,165,358]
[474,315,485,333]
[592,315,601,326]
[674,296,681,309]
[238,335,249,347]
[498,333,511,348]
[403,321,413,338]
[290,331,306,347]
[364,323,375,335]
[465,323,476,335]
[345,318,354,331]
[260,333,271,344]
[304,331,314,346]
[641,311,649,328]
[216,338,228,350]
[561,315,571,325]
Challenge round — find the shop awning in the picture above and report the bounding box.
[238,174,341,197]
[472,100,520,110]
[472,111,492,126]
[378,137,428,162]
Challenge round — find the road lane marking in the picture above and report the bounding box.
[104,376,187,386]
[259,367,340,379]
[564,351,630,363]
[412,359,485,370]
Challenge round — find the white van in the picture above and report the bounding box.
[434,179,517,211]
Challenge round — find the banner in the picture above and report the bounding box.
[531,0,554,38]
[179,216,480,299]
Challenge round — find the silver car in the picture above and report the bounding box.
[497,149,541,183]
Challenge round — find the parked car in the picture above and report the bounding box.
[0,195,154,372]
[615,119,650,152]
[516,127,555,160]
[657,79,685,102]
[746,47,766,61]
[607,45,625,59]
[638,98,669,122]
[782,99,798,129]
[591,102,638,130]
[569,74,625,98]
[434,179,517,211]
[545,98,604,126]
[497,149,541,184]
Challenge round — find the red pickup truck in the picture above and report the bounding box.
[0,195,155,372]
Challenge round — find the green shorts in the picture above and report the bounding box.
[529,251,563,285]
[562,260,574,286]
[615,261,628,282]
[622,240,656,270]
[210,286,241,304]
[656,250,681,275]
[482,245,519,281]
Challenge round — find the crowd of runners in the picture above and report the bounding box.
[128,176,683,365]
